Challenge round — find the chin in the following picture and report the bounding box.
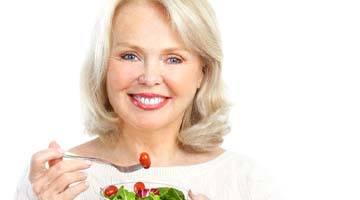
[134,122,169,131]
[124,114,163,128]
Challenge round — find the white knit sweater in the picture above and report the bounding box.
[15,151,276,200]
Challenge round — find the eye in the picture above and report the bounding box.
[166,56,183,64]
[120,53,140,61]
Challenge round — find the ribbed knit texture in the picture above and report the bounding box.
[15,151,276,200]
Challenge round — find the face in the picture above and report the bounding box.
[106,1,203,131]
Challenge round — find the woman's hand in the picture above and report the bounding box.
[29,141,91,200]
[188,190,210,200]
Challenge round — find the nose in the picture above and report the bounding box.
[137,59,163,86]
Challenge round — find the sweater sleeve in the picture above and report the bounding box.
[14,167,38,200]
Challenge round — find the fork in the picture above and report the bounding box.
[63,152,143,173]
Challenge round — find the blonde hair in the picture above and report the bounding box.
[80,0,231,152]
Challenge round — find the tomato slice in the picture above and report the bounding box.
[104,185,118,197]
[139,152,151,169]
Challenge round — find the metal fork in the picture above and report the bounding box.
[63,152,143,173]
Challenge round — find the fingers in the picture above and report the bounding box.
[48,141,63,167]
[29,148,64,181]
[35,180,89,200]
[29,141,92,199]
[47,159,91,180]
[189,190,210,200]
[49,141,61,149]
[60,181,89,200]
[48,171,88,193]
[33,159,91,194]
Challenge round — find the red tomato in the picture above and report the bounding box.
[104,185,118,197]
[139,152,151,169]
[134,181,146,194]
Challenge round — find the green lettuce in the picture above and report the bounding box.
[139,193,161,200]
[158,187,185,200]
[110,186,136,200]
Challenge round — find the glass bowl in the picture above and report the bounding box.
[98,180,189,200]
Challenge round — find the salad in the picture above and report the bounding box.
[100,152,186,200]
[101,182,186,200]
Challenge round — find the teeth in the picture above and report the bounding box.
[134,96,165,105]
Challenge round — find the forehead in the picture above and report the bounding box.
[111,1,184,49]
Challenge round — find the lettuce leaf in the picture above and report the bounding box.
[110,186,136,200]
[139,193,161,200]
[157,187,185,200]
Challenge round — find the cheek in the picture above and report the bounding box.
[164,67,201,96]
[106,61,140,91]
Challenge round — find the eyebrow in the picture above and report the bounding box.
[113,41,190,53]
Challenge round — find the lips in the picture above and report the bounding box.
[130,93,170,98]
[128,93,171,111]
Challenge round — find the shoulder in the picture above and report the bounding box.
[221,151,271,180]
[216,150,256,171]
[190,151,278,199]
[187,149,257,175]
[184,147,225,165]
[222,151,278,199]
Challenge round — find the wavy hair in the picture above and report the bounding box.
[80,0,231,152]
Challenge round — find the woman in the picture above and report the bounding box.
[16,0,273,199]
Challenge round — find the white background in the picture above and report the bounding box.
[0,0,359,199]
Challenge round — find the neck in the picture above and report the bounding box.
[104,122,186,167]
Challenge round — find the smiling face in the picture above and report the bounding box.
[106,0,204,131]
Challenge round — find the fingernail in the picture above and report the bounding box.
[84,181,89,187]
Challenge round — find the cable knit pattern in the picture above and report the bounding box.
[15,151,276,200]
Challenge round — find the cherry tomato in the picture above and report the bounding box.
[134,181,146,194]
[104,185,118,197]
[139,152,151,169]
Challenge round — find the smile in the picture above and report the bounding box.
[128,93,170,111]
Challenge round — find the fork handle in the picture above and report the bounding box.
[62,152,109,164]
